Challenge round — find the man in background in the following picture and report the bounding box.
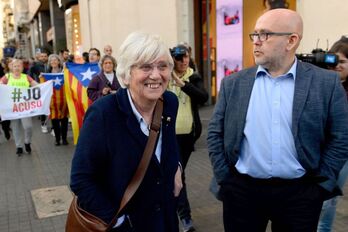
[89,48,101,64]
[59,49,70,63]
[28,49,49,133]
[103,45,113,56]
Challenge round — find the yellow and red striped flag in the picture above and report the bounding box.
[40,73,68,120]
[64,63,100,144]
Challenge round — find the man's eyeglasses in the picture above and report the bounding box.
[136,62,171,74]
[249,32,293,42]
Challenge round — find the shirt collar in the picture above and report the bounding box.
[256,58,297,80]
[127,89,144,124]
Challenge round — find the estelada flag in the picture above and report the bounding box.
[64,62,100,144]
[40,73,69,120]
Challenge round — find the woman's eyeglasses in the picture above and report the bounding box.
[136,62,171,74]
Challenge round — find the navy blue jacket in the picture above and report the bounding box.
[70,88,180,231]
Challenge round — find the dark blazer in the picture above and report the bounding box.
[28,61,47,82]
[70,88,180,232]
[87,71,121,102]
[207,61,348,195]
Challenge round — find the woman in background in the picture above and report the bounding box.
[45,54,69,146]
[0,59,38,155]
[0,58,13,140]
[168,44,208,232]
[87,55,121,102]
[317,39,348,232]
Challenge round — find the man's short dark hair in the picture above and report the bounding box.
[60,48,69,53]
[89,48,101,56]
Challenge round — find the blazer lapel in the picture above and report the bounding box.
[292,62,312,136]
[154,99,171,169]
[116,88,147,148]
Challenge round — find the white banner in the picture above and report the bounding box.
[0,81,53,120]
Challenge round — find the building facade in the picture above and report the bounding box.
[2,0,348,102]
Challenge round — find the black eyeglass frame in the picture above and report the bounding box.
[249,32,294,42]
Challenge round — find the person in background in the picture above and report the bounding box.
[178,42,197,72]
[0,59,38,156]
[0,58,13,140]
[70,31,182,231]
[103,45,113,56]
[88,48,101,64]
[207,9,348,232]
[29,49,49,133]
[0,58,6,77]
[0,58,6,140]
[29,49,49,82]
[87,55,121,102]
[168,44,208,232]
[45,54,69,146]
[68,54,75,63]
[0,116,9,140]
[82,52,89,63]
[317,39,348,232]
[59,49,70,64]
[263,0,289,10]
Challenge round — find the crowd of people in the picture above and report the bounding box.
[0,44,121,151]
[1,8,348,232]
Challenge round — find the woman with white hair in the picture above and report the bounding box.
[44,54,69,146]
[70,32,182,232]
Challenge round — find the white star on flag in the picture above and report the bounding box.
[81,68,97,81]
[53,76,63,86]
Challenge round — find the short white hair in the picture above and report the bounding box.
[48,54,62,66]
[11,58,23,66]
[116,31,173,87]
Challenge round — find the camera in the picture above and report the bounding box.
[170,46,188,62]
[296,48,338,69]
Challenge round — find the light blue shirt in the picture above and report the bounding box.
[127,89,162,162]
[235,60,306,179]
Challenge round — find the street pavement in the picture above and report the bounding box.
[0,105,347,232]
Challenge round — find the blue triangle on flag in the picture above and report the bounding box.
[66,62,100,87]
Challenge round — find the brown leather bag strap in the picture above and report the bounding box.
[106,97,164,230]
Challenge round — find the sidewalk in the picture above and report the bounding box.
[0,106,347,232]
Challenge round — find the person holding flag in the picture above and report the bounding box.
[0,59,38,155]
[64,59,100,144]
[41,54,69,146]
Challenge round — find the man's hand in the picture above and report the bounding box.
[173,166,183,197]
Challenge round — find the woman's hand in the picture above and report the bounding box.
[173,166,183,197]
[171,73,185,87]
[102,87,111,95]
